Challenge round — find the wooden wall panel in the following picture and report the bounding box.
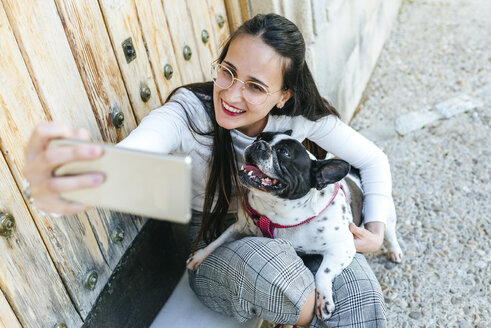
[98,0,161,122]
[1,0,100,137]
[54,0,137,143]
[53,0,143,276]
[162,0,205,84]
[0,0,112,318]
[224,0,249,32]
[0,292,21,328]
[134,0,183,101]
[0,154,82,327]
[186,0,220,80]
[208,0,232,50]
[0,0,236,323]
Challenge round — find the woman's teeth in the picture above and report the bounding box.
[223,101,245,114]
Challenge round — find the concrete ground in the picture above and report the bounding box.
[351,0,490,327]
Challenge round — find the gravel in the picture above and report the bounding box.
[350,0,490,327]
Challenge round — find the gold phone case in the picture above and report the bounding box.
[50,139,192,223]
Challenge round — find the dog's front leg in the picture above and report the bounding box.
[314,249,354,320]
[186,223,240,270]
[186,211,259,271]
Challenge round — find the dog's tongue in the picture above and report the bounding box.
[243,165,268,179]
[243,165,279,186]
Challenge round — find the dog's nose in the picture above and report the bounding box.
[254,140,269,151]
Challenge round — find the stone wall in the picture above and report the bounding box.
[246,0,402,121]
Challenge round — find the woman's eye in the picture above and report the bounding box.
[276,148,290,157]
[247,82,266,94]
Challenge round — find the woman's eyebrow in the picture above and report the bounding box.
[223,60,269,88]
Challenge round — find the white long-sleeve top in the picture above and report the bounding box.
[118,88,392,224]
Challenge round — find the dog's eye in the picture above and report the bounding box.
[276,147,290,157]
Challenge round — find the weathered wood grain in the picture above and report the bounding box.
[208,0,232,50]
[54,0,137,143]
[0,291,21,328]
[0,0,232,324]
[0,154,82,327]
[98,0,161,122]
[134,0,183,101]
[186,0,219,80]
[0,0,114,318]
[1,0,100,138]
[53,0,143,275]
[162,0,205,83]
[224,0,249,32]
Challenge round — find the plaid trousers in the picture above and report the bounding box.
[188,211,386,328]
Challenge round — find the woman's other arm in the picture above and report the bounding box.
[308,116,391,252]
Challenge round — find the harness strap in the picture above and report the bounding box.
[245,182,349,238]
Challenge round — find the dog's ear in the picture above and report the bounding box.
[311,159,351,190]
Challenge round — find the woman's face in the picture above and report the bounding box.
[213,34,291,137]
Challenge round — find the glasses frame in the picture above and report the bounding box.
[211,62,284,105]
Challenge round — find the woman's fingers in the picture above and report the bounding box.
[26,143,103,177]
[350,222,384,253]
[73,127,92,142]
[26,122,76,162]
[31,174,104,215]
[22,122,103,216]
[349,222,365,238]
[35,173,105,195]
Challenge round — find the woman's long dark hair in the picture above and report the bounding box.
[168,14,340,250]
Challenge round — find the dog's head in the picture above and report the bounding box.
[239,131,351,200]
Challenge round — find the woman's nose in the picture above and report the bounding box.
[225,79,245,102]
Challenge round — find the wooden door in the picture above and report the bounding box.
[0,0,241,325]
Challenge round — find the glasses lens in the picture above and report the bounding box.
[243,82,268,104]
[211,64,234,89]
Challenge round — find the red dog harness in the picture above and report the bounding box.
[244,182,349,238]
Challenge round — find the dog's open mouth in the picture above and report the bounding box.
[239,164,283,190]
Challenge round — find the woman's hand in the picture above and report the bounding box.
[22,121,105,215]
[349,222,385,253]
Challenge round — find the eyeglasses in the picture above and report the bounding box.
[211,62,283,105]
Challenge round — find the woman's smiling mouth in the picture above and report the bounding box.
[222,100,246,116]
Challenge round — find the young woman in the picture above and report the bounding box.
[24,14,390,327]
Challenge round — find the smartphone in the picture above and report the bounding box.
[50,139,192,224]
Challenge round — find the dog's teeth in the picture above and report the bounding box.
[248,171,253,176]
[241,165,244,170]
[264,177,271,182]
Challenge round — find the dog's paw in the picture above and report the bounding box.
[186,249,207,270]
[315,290,335,320]
[387,247,403,263]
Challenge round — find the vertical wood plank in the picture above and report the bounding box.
[98,0,162,122]
[54,0,138,143]
[53,0,143,275]
[0,0,114,318]
[186,0,220,80]
[134,0,183,101]
[1,0,101,139]
[224,0,249,32]
[162,0,205,84]
[207,0,232,50]
[0,291,21,328]
[0,154,82,327]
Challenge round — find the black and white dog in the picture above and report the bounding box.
[187,131,402,320]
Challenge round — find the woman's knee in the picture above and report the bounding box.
[328,254,386,327]
[189,236,315,323]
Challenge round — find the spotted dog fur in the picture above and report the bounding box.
[187,131,402,320]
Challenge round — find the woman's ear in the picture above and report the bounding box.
[276,89,292,108]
